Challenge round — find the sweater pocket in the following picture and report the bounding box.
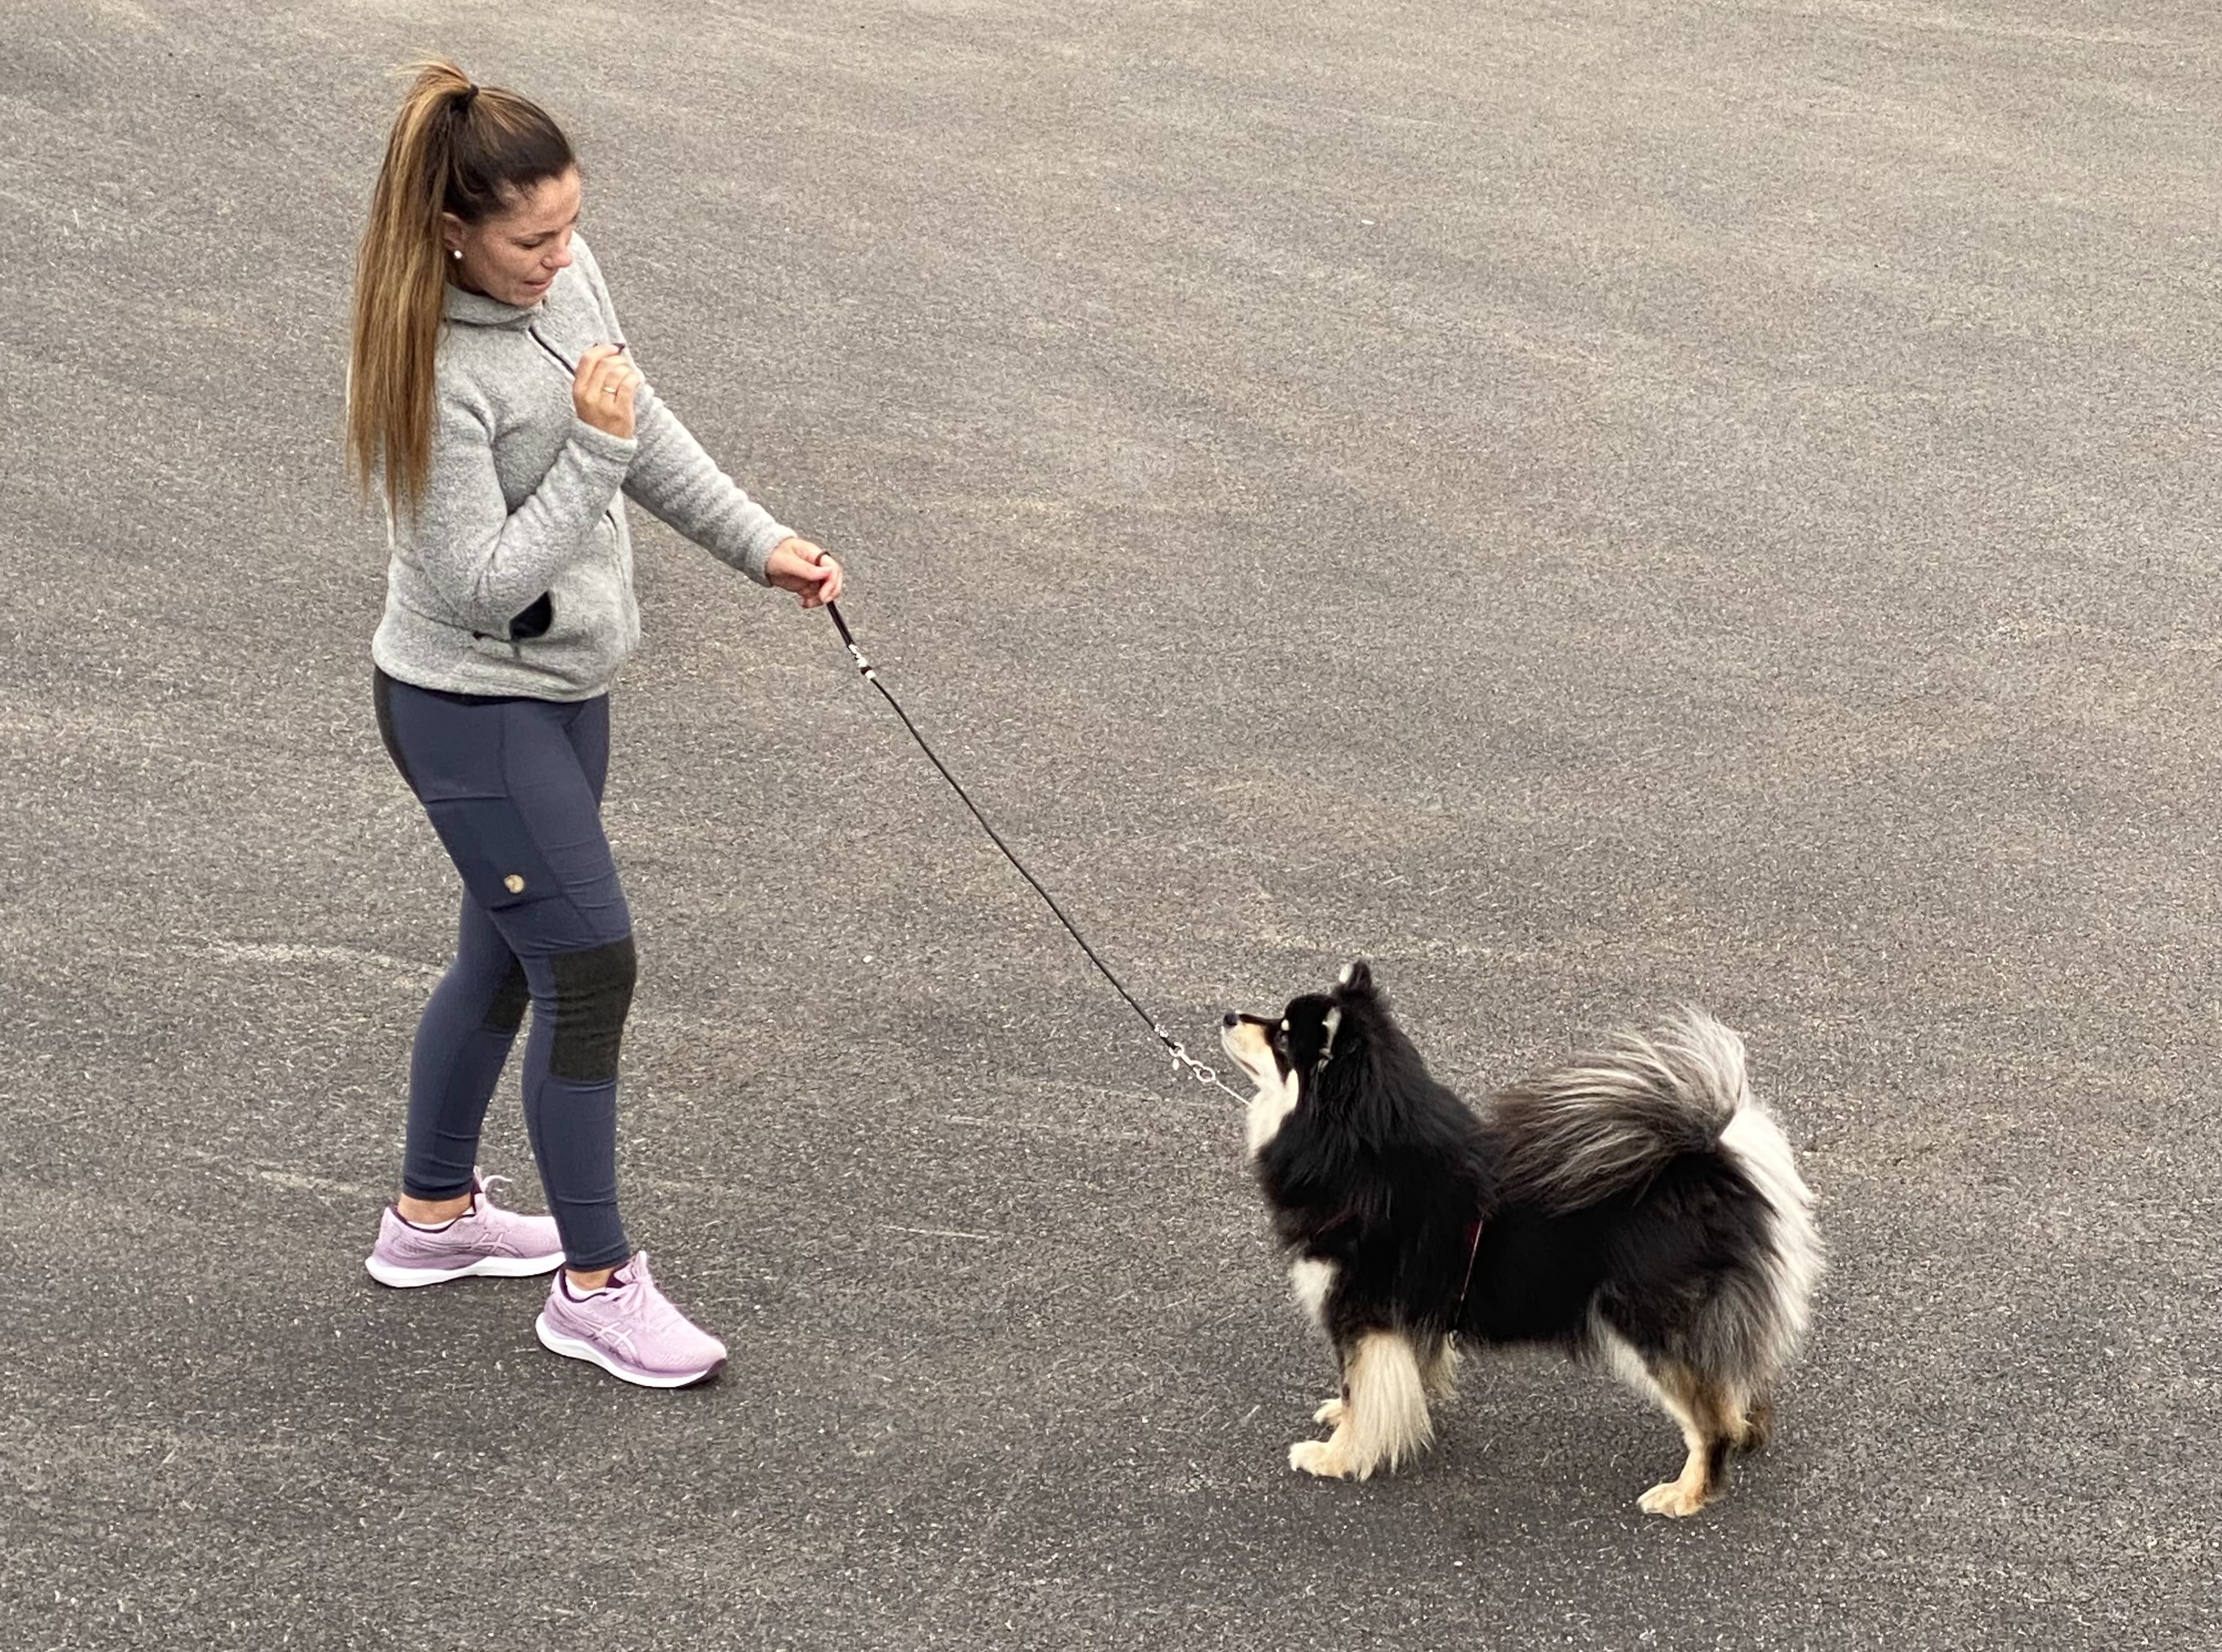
[464,592,554,645]
[464,512,635,686]
[508,592,556,640]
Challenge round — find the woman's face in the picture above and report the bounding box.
[443,168,582,306]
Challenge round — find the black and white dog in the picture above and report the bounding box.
[1220,962,1821,1517]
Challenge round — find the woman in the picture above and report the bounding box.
[347,60,840,1388]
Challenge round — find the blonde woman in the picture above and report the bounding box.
[348,60,840,1387]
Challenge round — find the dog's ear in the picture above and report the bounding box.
[1301,998,1370,1116]
[1338,958,1376,994]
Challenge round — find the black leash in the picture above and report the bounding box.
[823,601,1244,1107]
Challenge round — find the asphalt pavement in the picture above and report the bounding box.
[2,1,2216,1648]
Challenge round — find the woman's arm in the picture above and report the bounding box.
[619,378,793,584]
[566,236,796,585]
[408,371,636,634]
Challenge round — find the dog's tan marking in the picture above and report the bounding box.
[1638,1443,1713,1517]
[1289,1330,1433,1482]
[1220,1020,1301,1155]
[1738,1393,1776,1451]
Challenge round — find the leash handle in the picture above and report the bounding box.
[821,603,1244,1107]
[825,600,873,678]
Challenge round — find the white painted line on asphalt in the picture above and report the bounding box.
[879,1223,1005,1242]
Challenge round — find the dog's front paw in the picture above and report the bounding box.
[1289,1438,1351,1479]
[1312,1397,1346,1426]
[1638,1479,1708,1518]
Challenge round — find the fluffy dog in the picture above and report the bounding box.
[1219,962,1820,1517]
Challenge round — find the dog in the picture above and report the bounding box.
[1219,961,1821,1517]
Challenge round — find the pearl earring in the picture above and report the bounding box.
[450,248,461,261]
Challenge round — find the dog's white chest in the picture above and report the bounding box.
[1246,1080,1298,1157]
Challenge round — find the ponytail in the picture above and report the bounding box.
[347,60,575,522]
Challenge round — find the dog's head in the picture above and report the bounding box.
[1220,960,1391,1153]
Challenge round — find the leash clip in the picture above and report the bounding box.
[1158,1028,1243,1104]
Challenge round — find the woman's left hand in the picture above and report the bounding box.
[765,536,844,608]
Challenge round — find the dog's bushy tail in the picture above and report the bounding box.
[1504,1008,1824,1392]
[1492,1008,1752,1210]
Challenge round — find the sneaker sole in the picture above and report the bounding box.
[364,1253,565,1288]
[533,1312,727,1390]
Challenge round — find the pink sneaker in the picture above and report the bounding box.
[364,1170,565,1288]
[533,1252,727,1389]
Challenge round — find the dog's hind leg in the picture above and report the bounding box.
[1290,1329,1433,1481]
[1593,1321,1737,1517]
[1633,1363,1738,1518]
[1736,1390,1775,1452]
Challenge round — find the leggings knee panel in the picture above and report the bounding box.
[547,935,637,1082]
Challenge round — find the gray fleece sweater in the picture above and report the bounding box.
[370,234,792,700]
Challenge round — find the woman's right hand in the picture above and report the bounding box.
[572,344,642,439]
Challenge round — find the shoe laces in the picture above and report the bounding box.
[611,1256,684,1329]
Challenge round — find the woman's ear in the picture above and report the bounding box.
[439,211,467,256]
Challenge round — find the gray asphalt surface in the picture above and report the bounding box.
[4,1,2216,1648]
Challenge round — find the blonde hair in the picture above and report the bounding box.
[347,59,575,521]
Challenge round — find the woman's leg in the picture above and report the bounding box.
[399,899,529,1210]
[376,675,636,1274]
[497,691,633,1279]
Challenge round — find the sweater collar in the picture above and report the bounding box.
[442,280,541,330]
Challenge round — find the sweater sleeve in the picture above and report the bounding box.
[622,386,794,585]
[569,237,794,586]
[411,377,637,633]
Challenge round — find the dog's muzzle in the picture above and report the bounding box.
[1218,1013,1279,1082]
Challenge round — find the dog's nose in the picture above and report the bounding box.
[1222,1012,1239,1028]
